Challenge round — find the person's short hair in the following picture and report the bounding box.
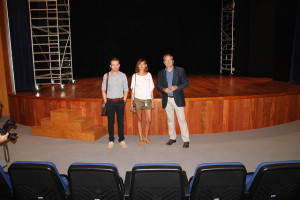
[110,57,120,63]
[163,54,173,61]
[135,58,149,73]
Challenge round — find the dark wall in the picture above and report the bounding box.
[233,0,250,76]
[248,0,275,78]
[290,0,300,83]
[70,0,221,77]
[273,0,298,81]
[234,0,298,79]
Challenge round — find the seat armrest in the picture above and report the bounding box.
[124,171,132,200]
[182,171,190,199]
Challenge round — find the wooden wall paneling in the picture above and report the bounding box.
[8,96,18,123]
[296,95,300,119]
[232,99,240,131]
[7,93,300,136]
[154,99,168,135]
[217,100,224,133]
[280,96,289,124]
[0,0,14,116]
[269,96,276,127]
[273,96,281,125]
[188,101,195,134]
[289,95,298,121]
[249,98,258,130]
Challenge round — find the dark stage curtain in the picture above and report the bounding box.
[7,0,34,91]
[272,0,298,82]
[290,0,300,83]
[70,0,221,77]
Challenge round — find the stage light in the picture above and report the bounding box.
[60,92,66,98]
[35,85,40,92]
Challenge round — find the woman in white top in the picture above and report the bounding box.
[130,58,155,146]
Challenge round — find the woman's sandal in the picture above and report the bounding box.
[139,137,144,146]
[144,137,152,144]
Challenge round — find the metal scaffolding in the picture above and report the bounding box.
[220,0,235,75]
[28,0,74,91]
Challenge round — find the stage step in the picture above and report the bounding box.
[32,109,106,141]
[50,109,82,122]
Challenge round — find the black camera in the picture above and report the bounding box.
[0,119,17,141]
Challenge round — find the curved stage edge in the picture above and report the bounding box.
[8,75,300,136]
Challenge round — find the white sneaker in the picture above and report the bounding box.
[108,141,114,149]
[120,141,127,148]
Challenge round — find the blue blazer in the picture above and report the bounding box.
[156,66,189,109]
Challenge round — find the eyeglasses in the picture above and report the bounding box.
[164,59,173,62]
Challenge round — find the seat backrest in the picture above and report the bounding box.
[0,167,12,200]
[68,163,124,200]
[246,160,300,200]
[8,161,68,200]
[189,162,246,200]
[129,163,187,200]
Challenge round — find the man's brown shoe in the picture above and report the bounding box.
[183,142,189,148]
[166,139,176,145]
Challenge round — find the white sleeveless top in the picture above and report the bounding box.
[131,73,154,100]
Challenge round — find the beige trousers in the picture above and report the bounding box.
[164,97,190,142]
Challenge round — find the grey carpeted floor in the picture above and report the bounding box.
[1,115,300,179]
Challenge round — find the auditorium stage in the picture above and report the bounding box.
[8,75,300,136]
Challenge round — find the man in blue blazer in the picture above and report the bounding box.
[156,54,190,148]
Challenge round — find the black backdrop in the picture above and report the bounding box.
[70,0,221,77]
[6,0,300,90]
[290,0,300,83]
[233,0,299,80]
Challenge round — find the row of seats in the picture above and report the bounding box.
[1,160,300,200]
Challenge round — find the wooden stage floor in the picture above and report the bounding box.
[8,75,300,136]
[13,75,300,100]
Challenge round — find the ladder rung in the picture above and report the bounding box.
[31,17,58,20]
[30,9,57,11]
[35,68,61,71]
[34,60,60,62]
[49,11,69,13]
[30,0,57,2]
[34,52,59,54]
[33,43,59,45]
[32,35,58,37]
[32,26,58,28]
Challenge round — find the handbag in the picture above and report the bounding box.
[100,73,109,116]
[130,74,137,114]
[131,101,136,114]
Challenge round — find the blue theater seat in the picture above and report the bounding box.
[68,163,124,200]
[189,162,246,200]
[0,167,12,200]
[124,163,189,200]
[8,161,68,200]
[246,160,300,200]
